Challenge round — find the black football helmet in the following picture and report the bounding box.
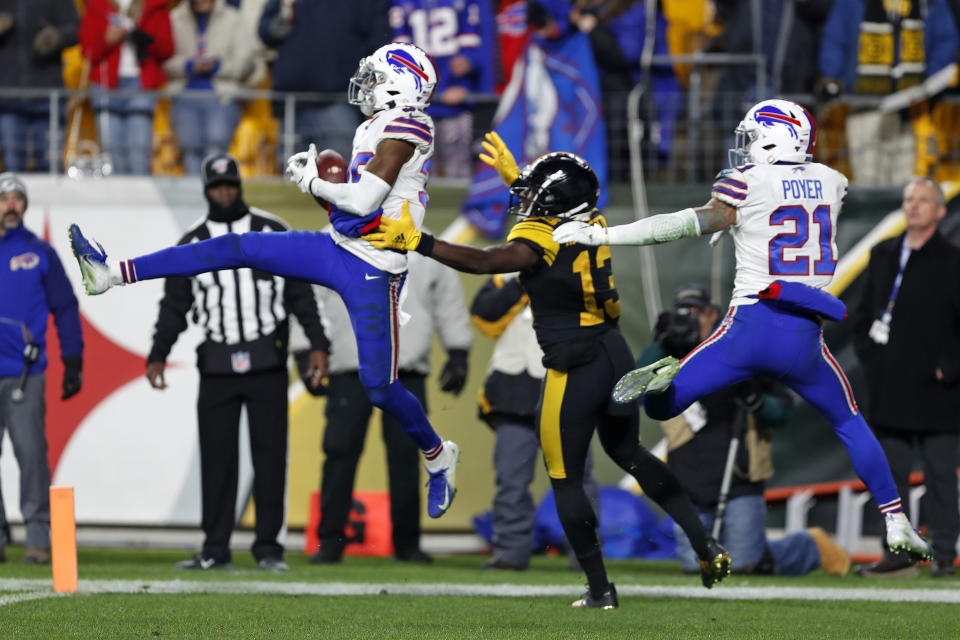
[507,152,599,218]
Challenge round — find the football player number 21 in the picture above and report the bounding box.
[573,246,620,326]
[769,205,837,276]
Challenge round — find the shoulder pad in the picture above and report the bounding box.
[507,217,561,266]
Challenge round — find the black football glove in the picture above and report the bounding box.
[62,355,82,400]
[294,349,327,397]
[439,349,468,395]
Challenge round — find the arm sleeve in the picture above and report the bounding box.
[283,278,330,352]
[147,275,193,363]
[311,168,392,216]
[43,249,83,358]
[429,263,473,352]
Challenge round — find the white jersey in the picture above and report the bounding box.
[711,162,849,306]
[329,105,434,274]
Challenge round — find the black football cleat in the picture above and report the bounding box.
[571,583,619,609]
[699,538,732,588]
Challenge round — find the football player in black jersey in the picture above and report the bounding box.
[364,132,731,609]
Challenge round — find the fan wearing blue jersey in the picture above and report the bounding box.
[553,98,933,562]
[67,43,461,520]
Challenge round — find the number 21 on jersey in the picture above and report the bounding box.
[768,205,837,276]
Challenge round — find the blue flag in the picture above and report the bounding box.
[461,32,608,238]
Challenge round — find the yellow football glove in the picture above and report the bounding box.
[478,131,520,186]
[362,200,422,251]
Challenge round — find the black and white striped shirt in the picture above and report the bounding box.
[147,207,327,366]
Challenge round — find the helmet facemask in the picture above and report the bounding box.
[348,59,385,116]
[728,123,758,168]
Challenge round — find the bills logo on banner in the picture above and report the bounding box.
[461,32,607,238]
[10,252,40,271]
[231,350,251,374]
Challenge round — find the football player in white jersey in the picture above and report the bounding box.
[553,98,933,562]
[68,43,461,520]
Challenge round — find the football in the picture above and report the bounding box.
[314,148,348,208]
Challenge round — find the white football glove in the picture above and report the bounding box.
[285,143,319,194]
[552,220,609,246]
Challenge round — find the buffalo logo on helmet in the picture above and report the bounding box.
[386,48,429,92]
[753,106,802,140]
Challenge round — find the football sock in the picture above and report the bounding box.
[366,380,441,452]
[551,477,608,596]
[628,446,711,560]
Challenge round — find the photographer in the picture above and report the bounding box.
[639,284,850,576]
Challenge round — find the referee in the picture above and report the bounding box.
[146,153,329,571]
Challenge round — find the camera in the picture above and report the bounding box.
[655,307,701,359]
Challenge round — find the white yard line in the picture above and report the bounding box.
[1,578,959,605]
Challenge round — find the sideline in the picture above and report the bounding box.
[2,577,960,606]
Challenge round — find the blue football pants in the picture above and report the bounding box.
[644,302,900,508]
[129,230,442,452]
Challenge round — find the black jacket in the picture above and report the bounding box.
[148,207,328,375]
[0,0,78,89]
[854,231,960,433]
[258,0,390,93]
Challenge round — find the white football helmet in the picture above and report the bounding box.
[729,99,817,167]
[348,43,439,116]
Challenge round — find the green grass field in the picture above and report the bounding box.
[2,548,959,639]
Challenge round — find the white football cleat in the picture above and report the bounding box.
[885,512,933,562]
[425,440,459,518]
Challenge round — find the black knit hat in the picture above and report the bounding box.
[201,153,241,188]
[673,283,712,310]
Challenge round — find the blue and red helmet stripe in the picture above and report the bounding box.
[800,105,817,156]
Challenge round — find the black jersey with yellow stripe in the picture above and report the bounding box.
[507,212,621,368]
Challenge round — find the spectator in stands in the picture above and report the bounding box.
[494,0,533,93]
[0,0,79,173]
[390,0,495,178]
[819,0,958,98]
[258,0,391,161]
[0,174,83,564]
[853,177,960,578]
[295,249,472,564]
[707,0,831,101]
[471,273,600,571]
[639,284,851,577]
[165,0,256,175]
[572,0,682,172]
[79,0,173,176]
